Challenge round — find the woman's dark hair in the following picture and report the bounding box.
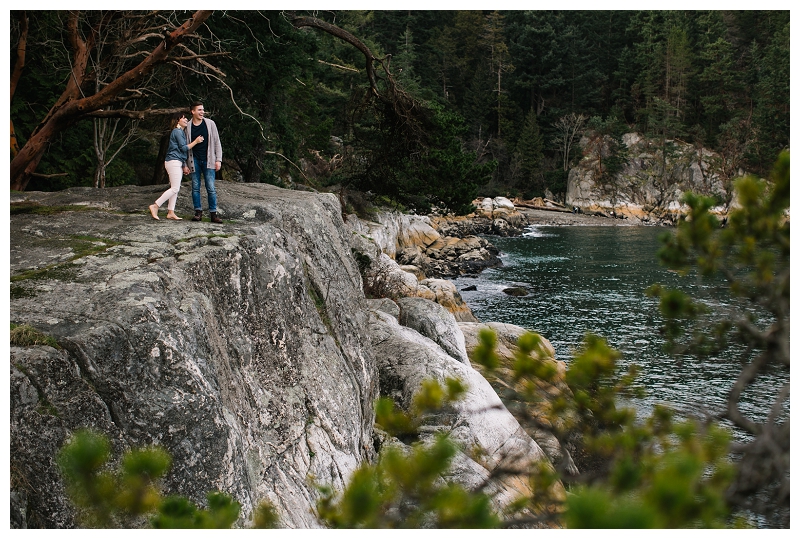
[169,111,188,130]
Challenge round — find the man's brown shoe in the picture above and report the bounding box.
[210,212,223,224]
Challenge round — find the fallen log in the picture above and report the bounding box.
[543,198,566,208]
[514,203,573,213]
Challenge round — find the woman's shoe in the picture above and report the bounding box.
[166,212,182,220]
[149,204,160,220]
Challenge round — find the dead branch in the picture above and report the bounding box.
[31,172,69,178]
[87,107,188,119]
[317,58,359,73]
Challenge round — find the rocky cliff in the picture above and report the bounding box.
[9,183,561,528]
[567,132,734,224]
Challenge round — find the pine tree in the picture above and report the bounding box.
[749,19,789,172]
[513,108,545,196]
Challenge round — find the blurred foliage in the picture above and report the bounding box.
[645,151,789,526]
[57,429,279,529]
[317,377,500,528]
[318,326,741,529]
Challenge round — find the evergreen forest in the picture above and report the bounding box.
[9,10,790,214]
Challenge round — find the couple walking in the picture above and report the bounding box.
[149,101,223,223]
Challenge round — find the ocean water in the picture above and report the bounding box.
[453,225,788,434]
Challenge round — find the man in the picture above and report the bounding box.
[184,101,223,223]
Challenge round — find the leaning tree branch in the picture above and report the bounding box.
[290,15,384,101]
[11,10,214,191]
[289,14,429,148]
[87,107,188,119]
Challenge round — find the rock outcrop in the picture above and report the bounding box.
[567,132,734,224]
[459,322,578,477]
[10,183,557,528]
[11,185,377,528]
[432,197,529,237]
[368,309,561,516]
[346,212,502,279]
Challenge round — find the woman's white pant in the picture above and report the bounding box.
[155,160,184,210]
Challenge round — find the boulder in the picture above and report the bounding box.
[503,286,529,297]
[395,245,425,267]
[364,253,434,301]
[366,298,401,320]
[396,297,469,364]
[459,322,577,476]
[478,197,494,217]
[493,197,516,211]
[459,322,557,364]
[399,264,426,280]
[492,219,512,236]
[398,218,441,249]
[418,278,478,323]
[368,310,563,515]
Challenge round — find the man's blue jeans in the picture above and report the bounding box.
[192,157,217,212]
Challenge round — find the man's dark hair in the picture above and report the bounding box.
[190,101,203,111]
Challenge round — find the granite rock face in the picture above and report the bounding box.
[566,132,733,224]
[10,183,559,528]
[346,212,502,279]
[367,310,560,515]
[396,297,469,365]
[459,322,578,477]
[10,184,377,528]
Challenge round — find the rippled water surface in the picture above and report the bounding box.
[454,226,788,431]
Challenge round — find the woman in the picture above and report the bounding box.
[149,112,204,220]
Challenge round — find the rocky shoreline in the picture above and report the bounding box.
[10,184,684,529]
[10,183,580,529]
[518,207,641,227]
[371,196,650,282]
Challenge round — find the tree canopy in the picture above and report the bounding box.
[10,10,789,212]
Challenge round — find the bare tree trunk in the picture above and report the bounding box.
[148,133,171,186]
[10,11,28,160]
[94,160,106,189]
[554,113,587,172]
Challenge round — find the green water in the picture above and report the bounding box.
[453,226,787,431]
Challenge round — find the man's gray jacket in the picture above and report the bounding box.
[184,118,222,172]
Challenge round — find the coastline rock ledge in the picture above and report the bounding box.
[10,183,560,528]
